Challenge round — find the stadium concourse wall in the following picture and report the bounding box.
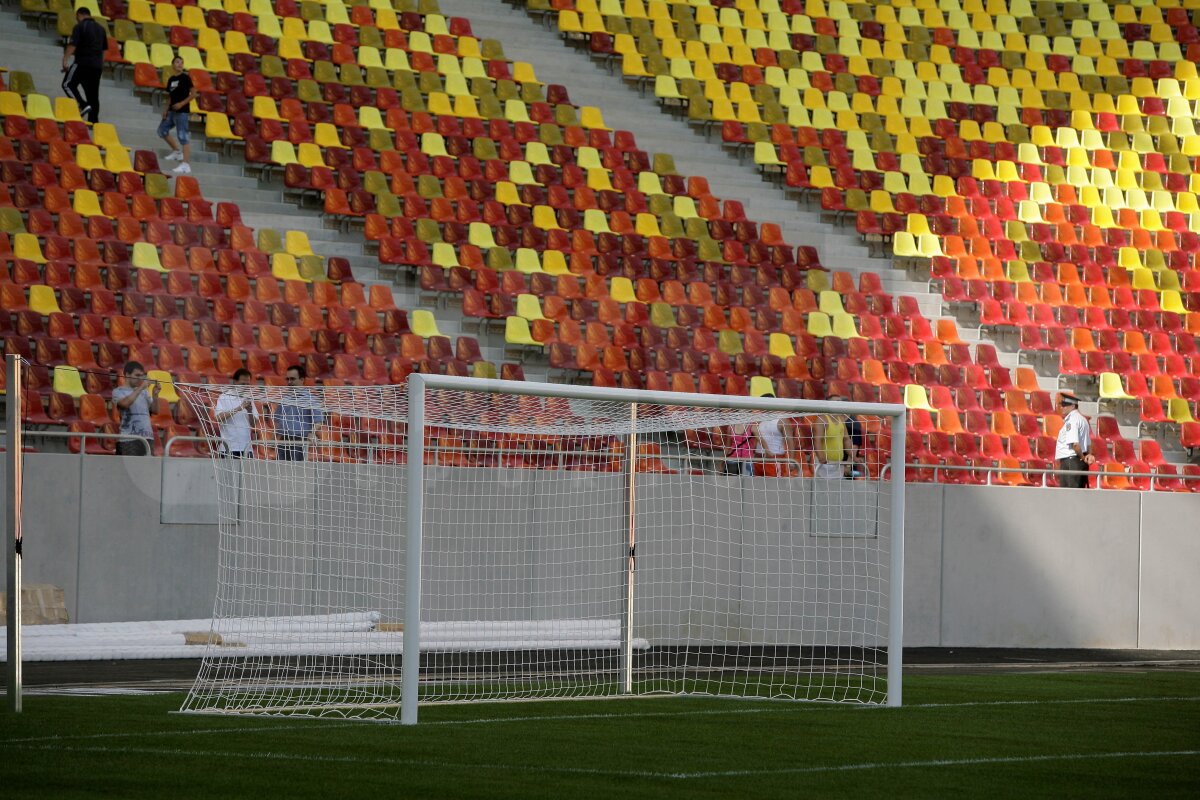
[0,454,1197,649]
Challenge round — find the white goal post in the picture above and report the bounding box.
[177,376,905,724]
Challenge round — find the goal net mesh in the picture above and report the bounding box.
[177,380,899,721]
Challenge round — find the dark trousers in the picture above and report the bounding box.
[1058,455,1088,489]
[62,63,102,123]
[276,435,305,462]
[116,438,149,456]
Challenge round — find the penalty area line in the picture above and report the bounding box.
[3,695,1198,745]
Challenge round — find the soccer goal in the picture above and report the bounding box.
[177,376,905,724]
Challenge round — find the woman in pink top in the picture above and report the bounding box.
[725,423,756,476]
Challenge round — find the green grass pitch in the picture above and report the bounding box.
[2,671,1198,798]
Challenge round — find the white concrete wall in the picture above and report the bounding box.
[1,455,1197,648]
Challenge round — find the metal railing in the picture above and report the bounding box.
[5,429,152,454]
[5,431,1198,490]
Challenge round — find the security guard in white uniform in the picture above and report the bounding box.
[1054,393,1094,488]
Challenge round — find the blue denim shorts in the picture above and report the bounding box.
[157,109,189,145]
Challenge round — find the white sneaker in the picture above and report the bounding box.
[163,150,183,161]
[172,162,192,175]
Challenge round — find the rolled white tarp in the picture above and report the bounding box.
[0,616,648,661]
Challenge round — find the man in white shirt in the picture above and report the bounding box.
[214,368,258,458]
[1054,393,1094,488]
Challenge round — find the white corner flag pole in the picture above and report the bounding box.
[6,353,24,713]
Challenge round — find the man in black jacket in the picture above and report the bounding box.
[62,7,107,123]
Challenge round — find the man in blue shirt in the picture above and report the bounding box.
[272,365,323,461]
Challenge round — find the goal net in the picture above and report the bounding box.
[177,376,905,723]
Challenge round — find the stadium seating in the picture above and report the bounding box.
[3,0,1195,487]
[533,0,1198,484]
[0,67,492,455]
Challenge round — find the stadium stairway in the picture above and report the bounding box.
[1,8,543,379]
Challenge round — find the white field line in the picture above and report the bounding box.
[6,744,661,780]
[2,695,1198,746]
[4,743,1198,781]
[668,750,1200,779]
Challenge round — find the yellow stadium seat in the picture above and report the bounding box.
[532,205,562,231]
[524,141,552,166]
[314,123,346,149]
[508,161,537,185]
[904,384,936,412]
[1161,291,1188,315]
[431,243,460,268]
[73,143,104,171]
[610,277,637,304]
[805,311,833,338]
[52,96,82,123]
[541,250,568,275]
[1098,372,1134,400]
[104,147,134,174]
[72,189,103,217]
[205,112,241,141]
[270,140,298,166]
[28,285,61,315]
[767,333,795,359]
[357,106,385,130]
[458,222,493,250]
[580,106,608,129]
[586,168,615,192]
[818,290,845,315]
[749,376,775,398]
[420,133,448,157]
[754,141,785,169]
[1168,398,1197,424]
[284,231,314,257]
[13,233,46,264]
[271,254,304,281]
[52,366,87,400]
[24,94,54,120]
[514,248,541,274]
[582,208,611,233]
[831,312,862,340]
[493,182,524,206]
[411,310,441,338]
[505,316,540,347]
[512,62,539,85]
[891,231,918,258]
[516,294,546,322]
[131,242,165,271]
